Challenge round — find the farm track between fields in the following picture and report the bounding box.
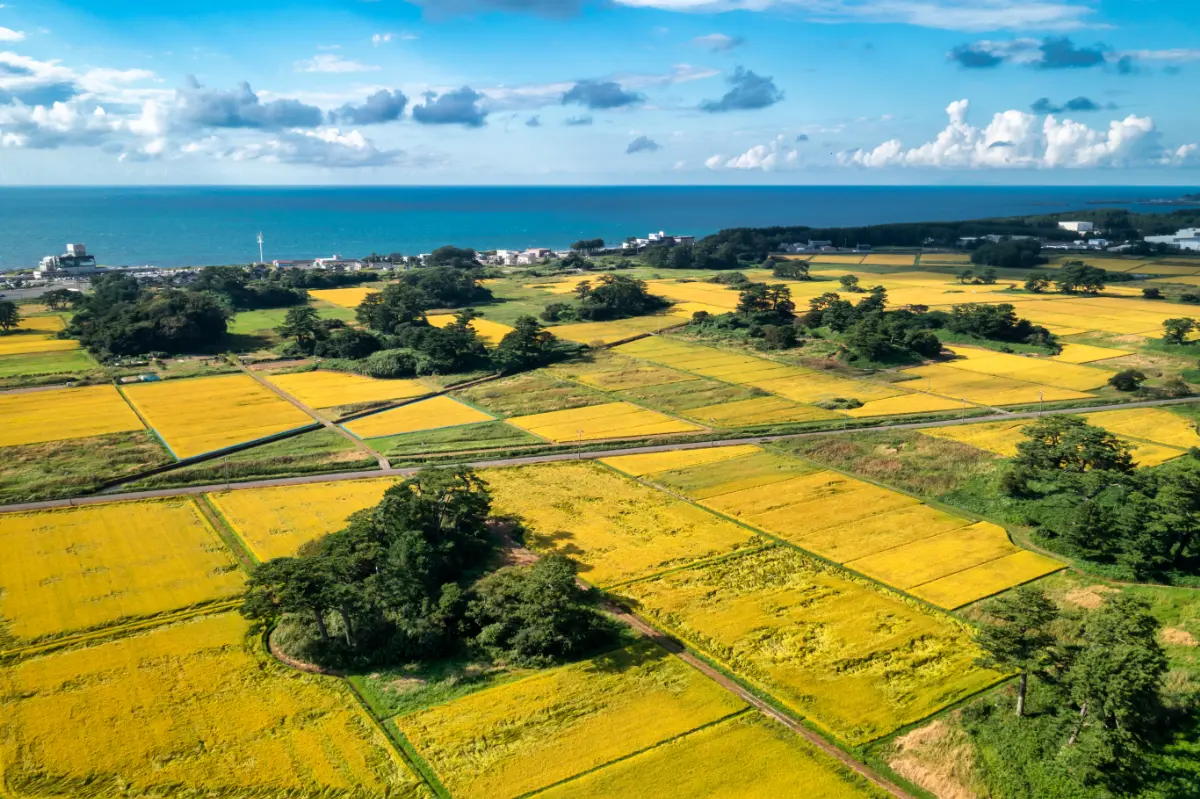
[5,393,1199,514]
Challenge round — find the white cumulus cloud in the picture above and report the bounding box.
[294,54,379,74]
[708,135,799,170]
[840,99,1164,169]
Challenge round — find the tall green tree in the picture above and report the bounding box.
[1162,317,1195,345]
[974,587,1060,716]
[492,316,563,373]
[276,306,323,351]
[1013,416,1134,475]
[0,300,19,332]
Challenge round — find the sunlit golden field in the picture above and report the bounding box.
[0,385,144,448]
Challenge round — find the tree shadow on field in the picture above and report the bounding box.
[529,528,589,563]
[584,639,670,675]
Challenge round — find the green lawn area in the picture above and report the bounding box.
[0,349,98,379]
[227,304,356,336]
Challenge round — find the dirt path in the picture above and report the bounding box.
[231,358,392,470]
[614,607,917,799]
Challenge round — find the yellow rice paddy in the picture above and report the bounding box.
[601,443,763,477]
[861,254,917,266]
[616,547,1000,745]
[122,374,314,459]
[0,335,80,356]
[942,346,1111,392]
[551,315,681,345]
[1083,407,1200,449]
[922,416,1188,467]
[308,287,380,308]
[395,640,745,799]
[684,395,841,426]
[909,550,1068,609]
[1050,343,1129,364]
[426,314,515,345]
[0,613,425,797]
[810,254,867,264]
[0,499,244,642]
[265,369,429,410]
[900,364,1094,406]
[0,385,144,448]
[484,462,762,587]
[344,395,495,438]
[208,478,397,560]
[538,713,887,799]
[842,393,969,418]
[506,401,702,442]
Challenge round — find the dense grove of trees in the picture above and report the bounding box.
[65,273,230,358]
[243,468,614,669]
[1003,415,1200,581]
[970,239,1046,269]
[0,299,19,331]
[540,274,669,323]
[969,587,1174,794]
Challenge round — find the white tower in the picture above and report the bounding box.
[257,232,264,264]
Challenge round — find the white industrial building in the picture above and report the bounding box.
[1144,228,1200,252]
[1058,221,1095,233]
[34,244,100,279]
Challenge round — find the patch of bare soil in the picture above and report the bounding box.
[1162,627,1199,647]
[888,718,979,799]
[1063,584,1119,610]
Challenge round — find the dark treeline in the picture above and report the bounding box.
[243,468,617,669]
[1003,415,1200,581]
[541,274,669,323]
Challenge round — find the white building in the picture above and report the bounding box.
[314,255,365,271]
[34,243,100,279]
[623,231,695,250]
[1145,228,1200,252]
[1058,221,1095,233]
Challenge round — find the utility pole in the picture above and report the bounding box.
[1038,390,1044,416]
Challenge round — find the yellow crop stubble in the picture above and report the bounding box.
[0,613,427,798]
[0,499,244,643]
[483,462,763,587]
[208,478,397,561]
[394,640,746,799]
[506,401,702,442]
[0,384,144,448]
[616,547,1000,745]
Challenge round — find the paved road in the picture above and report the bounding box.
[4,394,1198,514]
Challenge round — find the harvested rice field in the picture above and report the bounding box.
[122,374,314,459]
[394,640,746,799]
[208,478,397,561]
[537,713,888,799]
[344,395,495,438]
[426,314,515,345]
[308,286,380,308]
[616,547,1001,745]
[455,371,608,417]
[484,462,763,586]
[0,613,426,798]
[265,370,429,410]
[0,385,144,448]
[551,314,680,345]
[0,499,244,643]
[629,447,819,498]
[506,401,703,442]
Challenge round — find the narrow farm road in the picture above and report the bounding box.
[5,394,1200,514]
[232,359,392,470]
[607,603,918,799]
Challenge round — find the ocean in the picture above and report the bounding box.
[1,186,1194,271]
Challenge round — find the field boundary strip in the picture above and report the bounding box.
[194,493,260,569]
[516,709,755,799]
[0,598,243,662]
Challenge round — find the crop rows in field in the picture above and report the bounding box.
[604,445,1063,609]
[1050,342,1129,364]
[394,639,886,799]
[506,400,703,442]
[345,395,495,439]
[266,370,430,410]
[122,374,314,459]
[0,385,144,448]
[0,316,80,357]
[941,345,1112,391]
[207,478,397,561]
[0,498,244,646]
[900,363,1094,406]
[0,613,427,798]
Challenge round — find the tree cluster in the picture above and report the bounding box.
[191,266,309,311]
[242,468,615,669]
[799,288,941,362]
[970,239,1046,269]
[969,587,1172,793]
[0,300,19,332]
[641,240,741,270]
[65,273,229,358]
[1003,415,1200,580]
[944,303,1057,349]
[540,274,669,323]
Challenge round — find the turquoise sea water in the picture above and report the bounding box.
[0,186,1193,270]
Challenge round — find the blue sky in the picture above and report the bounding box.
[1,0,1198,184]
